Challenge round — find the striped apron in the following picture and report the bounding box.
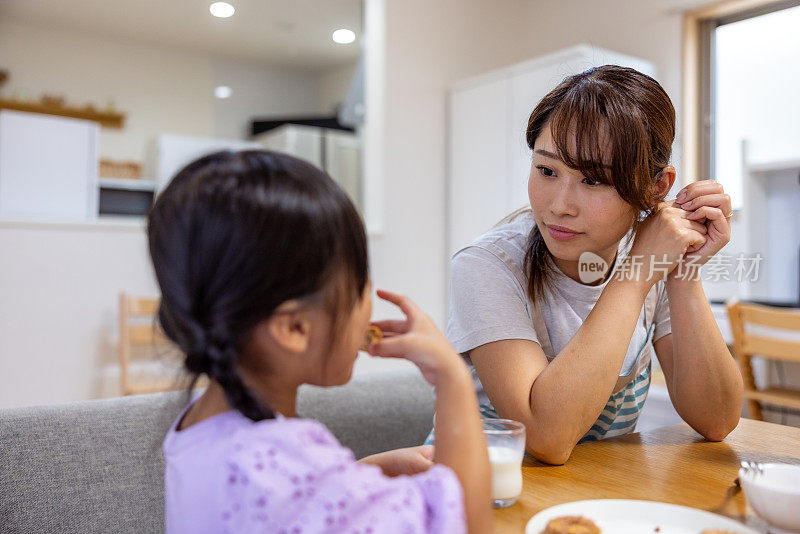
[424,257,659,446]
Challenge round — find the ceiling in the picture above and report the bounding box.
[654,0,718,13]
[0,0,362,71]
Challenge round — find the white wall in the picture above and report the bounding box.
[317,61,359,114]
[513,0,685,175]
[212,60,320,140]
[365,0,686,329]
[365,0,541,329]
[0,19,323,166]
[0,221,158,409]
[0,20,213,164]
[355,0,541,373]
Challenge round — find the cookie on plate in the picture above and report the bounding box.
[542,515,601,534]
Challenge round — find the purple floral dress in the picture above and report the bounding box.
[164,404,465,534]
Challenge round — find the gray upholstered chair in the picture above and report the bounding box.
[0,369,434,534]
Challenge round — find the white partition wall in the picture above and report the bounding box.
[448,78,511,255]
[447,45,655,257]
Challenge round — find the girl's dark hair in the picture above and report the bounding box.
[147,150,368,421]
[523,65,675,298]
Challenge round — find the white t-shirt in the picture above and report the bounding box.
[446,212,672,407]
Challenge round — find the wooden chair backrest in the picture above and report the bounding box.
[118,293,187,396]
[726,300,800,420]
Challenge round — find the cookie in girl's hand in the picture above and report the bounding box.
[361,325,383,350]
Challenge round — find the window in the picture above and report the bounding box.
[710,2,800,209]
[683,0,800,304]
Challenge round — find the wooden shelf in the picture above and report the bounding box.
[0,97,125,128]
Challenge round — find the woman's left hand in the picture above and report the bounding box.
[675,180,732,266]
[358,445,434,477]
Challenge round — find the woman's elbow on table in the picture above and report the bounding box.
[697,419,739,442]
[521,422,580,464]
[696,400,742,441]
[525,438,574,465]
[698,428,730,442]
[688,410,740,441]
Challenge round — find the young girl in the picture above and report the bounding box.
[149,151,492,533]
[441,65,744,465]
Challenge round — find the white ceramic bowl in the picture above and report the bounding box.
[739,463,800,533]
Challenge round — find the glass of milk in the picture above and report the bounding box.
[482,418,526,508]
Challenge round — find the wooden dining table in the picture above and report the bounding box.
[494,418,800,533]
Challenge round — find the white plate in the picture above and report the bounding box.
[525,499,761,534]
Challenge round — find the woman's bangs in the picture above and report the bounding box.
[548,99,616,187]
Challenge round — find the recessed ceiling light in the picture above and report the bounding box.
[209,2,235,18]
[214,86,233,99]
[332,29,356,44]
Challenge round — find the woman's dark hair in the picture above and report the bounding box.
[147,150,368,421]
[523,64,675,298]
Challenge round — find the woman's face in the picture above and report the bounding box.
[528,124,636,269]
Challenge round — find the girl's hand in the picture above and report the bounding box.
[358,445,435,477]
[675,180,732,266]
[366,289,465,386]
[629,201,708,283]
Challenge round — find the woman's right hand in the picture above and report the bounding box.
[366,289,465,386]
[627,200,708,284]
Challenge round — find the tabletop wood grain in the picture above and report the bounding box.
[493,418,800,533]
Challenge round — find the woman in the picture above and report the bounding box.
[438,65,743,465]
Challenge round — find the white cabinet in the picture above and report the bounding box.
[0,110,98,220]
[325,130,362,209]
[254,125,362,211]
[255,125,323,169]
[150,133,262,191]
[447,45,656,256]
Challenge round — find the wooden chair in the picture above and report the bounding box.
[119,293,205,396]
[726,300,800,421]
